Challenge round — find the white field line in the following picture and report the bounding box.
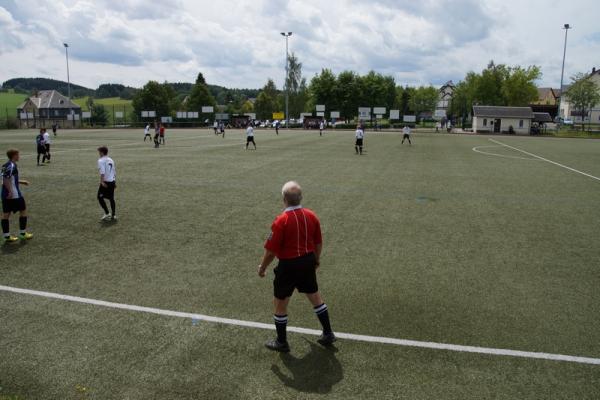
[1,285,599,366]
[488,139,600,182]
[472,145,541,161]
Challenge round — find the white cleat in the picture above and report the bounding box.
[101,214,111,221]
[111,215,118,221]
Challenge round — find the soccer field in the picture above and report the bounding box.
[0,128,599,399]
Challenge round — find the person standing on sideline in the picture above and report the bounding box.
[42,128,51,163]
[52,123,58,137]
[144,123,152,142]
[402,125,412,145]
[159,124,166,145]
[97,146,117,221]
[275,120,280,135]
[2,149,33,243]
[220,121,225,138]
[258,181,335,352]
[355,125,364,155]
[153,123,160,148]
[36,129,46,166]
[246,124,257,150]
[319,120,325,136]
[213,120,219,135]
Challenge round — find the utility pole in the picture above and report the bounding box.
[280,32,292,129]
[558,24,571,125]
[64,43,73,127]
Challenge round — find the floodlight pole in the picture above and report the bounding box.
[281,32,292,129]
[64,43,73,126]
[557,24,571,124]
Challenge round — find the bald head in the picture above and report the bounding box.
[282,181,303,207]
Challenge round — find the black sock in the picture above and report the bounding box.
[274,314,288,343]
[359,146,363,154]
[98,198,109,214]
[109,199,116,216]
[19,216,27,232]
[314,303,332,335]
[1,219,8,236]
[37,154,41,164]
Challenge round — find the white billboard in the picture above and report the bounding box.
[300,113,312,118]
[244,113,256,120]
[434,109,447,118]
[202,106,214,113]
[389,110,400,120]
[188,111,199,119]
[215,113,229,120]
[161,116,173,123]
[115,111,124,118]
[316,112,325,117]
[330,111,340,119]
[82,111,92,118]
[148,111,156,118]
[403,115,417,122]
[176,111,186,118]
[373,107,386,115]
[376,114,383,119]
[358,107,371,119]
[316,105,326,112]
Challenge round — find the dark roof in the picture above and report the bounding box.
[533,112,552,123]
[473,106,534,119]
[17,90,80,110]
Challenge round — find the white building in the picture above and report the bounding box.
[559,67,600,124]
[472,106,534,134]
[435,81,454,119]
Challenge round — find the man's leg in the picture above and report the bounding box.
[46,145,51,161]
[37,153,41,165]
[18,209,31,239]
[273,296,290,343]
[253,139,256,150]
[98,189,109,216]
[1,212,10,240]
[306,292,333,334]
[108,197,116,217]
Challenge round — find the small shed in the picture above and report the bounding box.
[472,106,534,134]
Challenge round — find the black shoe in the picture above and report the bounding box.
[265,339,290,353]
[317,333,336,346]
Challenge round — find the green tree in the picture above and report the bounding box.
[309,69,338,112]
[187,72,216,112]
[91,104,108,126]
[360,71,396,111]
[564,72,600,131]
[410,86,439,120]
[254,79,280,120]
[337,71,362,120]
[132,81,176,118]
[285,53,308,118]
[240,100,254,114]
[502,66,542,106]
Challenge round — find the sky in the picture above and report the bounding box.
[0,0,599,90]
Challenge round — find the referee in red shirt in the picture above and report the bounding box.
[258,181,335,352]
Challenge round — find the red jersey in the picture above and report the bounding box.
[264,206,322,260]
[159,127,165,135]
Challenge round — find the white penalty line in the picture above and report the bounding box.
[0,285,598,366]
[488,139,600,182]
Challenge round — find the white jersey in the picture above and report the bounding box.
[144,125,150,134]
[246,126,254,137]
[213,121,218,128]
[98,156,116,182]
[320,122,324,130]
[403,127,411,135]
[43,132,51,144]
[355,129,364,139]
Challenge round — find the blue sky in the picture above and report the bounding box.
[0,0,599,90]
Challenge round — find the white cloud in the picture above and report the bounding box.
[0,0,599,89]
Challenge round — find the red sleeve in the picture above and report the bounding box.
[264,215,285,254]
[313,215,322,245]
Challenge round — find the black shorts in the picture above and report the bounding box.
[2,197,26,214]
[37,146,46,154]
[98,181,116,199]
[273,253,318,299]
[45,144,50,152]
[247,136,255,143]
[355,138,364,146]
[403,134,410,139]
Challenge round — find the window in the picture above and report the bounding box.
[483,119,487,127]
[519,120,524,128]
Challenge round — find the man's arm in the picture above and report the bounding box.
[315,243,322,268]
[2,177,12,197]
[258,249,276,278]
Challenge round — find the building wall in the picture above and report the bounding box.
[474,116,531,134]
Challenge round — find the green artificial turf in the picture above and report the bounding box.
[0,128,599,399]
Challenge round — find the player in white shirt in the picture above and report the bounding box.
[401,126,412,145]
[355,125,364,155]
[97,146,117,221]
[144,124,151,142]
[319,120,325,136]
[246,124,257,150]
[213,120,219,135]
[42,128,52,163]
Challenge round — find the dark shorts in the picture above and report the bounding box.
[355,138,364,146]
[403,134,410,139]
[247,136,255,143]
[98,181,116,199]
[45,144,50,151]
[2,197,26,214]
[273,252,318,300]
[37,145,46,154]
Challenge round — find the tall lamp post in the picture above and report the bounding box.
[63,43,72,126]
[558,24,571,124]
[280,32,292,129]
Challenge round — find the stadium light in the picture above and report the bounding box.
[558,24,571,125]
[64,42,73,125]
[281,32,292,129]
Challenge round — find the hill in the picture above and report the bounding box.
[2,77,95,98]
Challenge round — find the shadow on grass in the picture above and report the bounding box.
[1,241,28,254]
[98,220,119,229]
[271,340,343,394]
